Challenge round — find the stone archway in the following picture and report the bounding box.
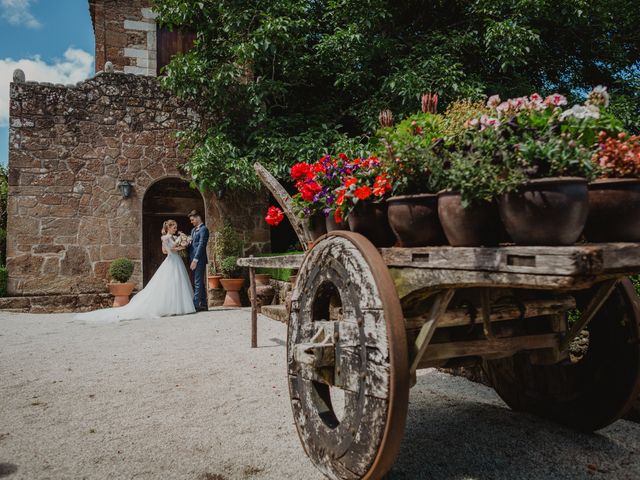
[142,177,205,286]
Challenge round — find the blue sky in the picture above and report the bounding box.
[0,0,95,165]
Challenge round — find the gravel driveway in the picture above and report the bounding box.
[1,310,639,479]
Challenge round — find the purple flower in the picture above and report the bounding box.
[323,208,331,217]
[303,207,312,217]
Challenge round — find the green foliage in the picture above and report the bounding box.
[0,266,7,297]
[255,251,303,281]
[154,0,640,191]
[109,258,134,283]
[442,100,491,141]
[220,256,242,278]
[213,222,244,271]
[631,275,640,296]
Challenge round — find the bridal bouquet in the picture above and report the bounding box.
[175,232,192,258]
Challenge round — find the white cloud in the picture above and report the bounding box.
[1,0,41,29]
[0,47,94,127]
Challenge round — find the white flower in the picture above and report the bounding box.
[587,85,610,108]
[487,94,501,108]
[559,104,601,121]
[480,115,501,129]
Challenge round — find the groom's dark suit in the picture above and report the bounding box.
[189,223,209,310]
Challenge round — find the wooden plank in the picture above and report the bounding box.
[417,333,560,367]
[237,254,304,269]
[410,289,455,374]
[389,267,591,299]
[382,243,640,277]
[559,279,619,352]
[250,265,258,348]
[405,296,576,330]
[254,162,313,248]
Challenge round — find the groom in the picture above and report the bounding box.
[188,210,210,312]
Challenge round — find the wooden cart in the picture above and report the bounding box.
[239,164,640,480]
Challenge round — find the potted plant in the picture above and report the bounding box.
[476,92,598,245]
[219,256,245,307]
[213,221,243,272]
[207,262,223,289]
[378,98,448,247]
[108,258,135,307]
[585,130,640,241]
[334,155,395,247]
[438,147,507,246]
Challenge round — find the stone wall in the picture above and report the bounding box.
[7,70,270,296]
[90,0,158,76]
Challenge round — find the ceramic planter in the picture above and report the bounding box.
[220,278,245,307]
[438,192,502,247]
[347,201,396,248]
[387,193,445,247]
[308,212,328,240]
[584,178,640,242]
[207,274,223,289]
[498,177,589,245]
[255,273,272,286]
[108,282,135,307]
[325,214,350,232]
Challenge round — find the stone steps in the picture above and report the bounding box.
[0,293,112,313]
[261,304,288,323]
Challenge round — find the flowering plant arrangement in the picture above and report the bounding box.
[376,111,446,196]
[332,155,393,223]
[456,88,625,188]
[593,131,640,178]
[174,231,192,258]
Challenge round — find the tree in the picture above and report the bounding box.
[153,0,640,193]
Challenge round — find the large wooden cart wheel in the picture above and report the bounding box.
[287,231,409,480]
[485,279,640,431]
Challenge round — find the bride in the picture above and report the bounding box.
[76,220,196,321]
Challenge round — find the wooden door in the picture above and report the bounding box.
[142,178,205,286]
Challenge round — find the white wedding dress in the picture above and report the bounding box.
[76,235,196,322]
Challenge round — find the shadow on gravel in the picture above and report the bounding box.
[387,394,639,479]
[0,463,18,478]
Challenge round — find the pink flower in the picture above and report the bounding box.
[544,93,568,107]
[487,94,501,108]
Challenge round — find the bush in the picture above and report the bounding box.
[220,256,242,278]
[0,266,7,297]
[109,258,134,283]
[213,222,243,271]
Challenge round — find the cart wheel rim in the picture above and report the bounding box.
[287,231,409,480]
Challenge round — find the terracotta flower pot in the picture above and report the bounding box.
[584,178,640,242]
[498,177,589,245]
[325,214,350,232]
[207,274,223,289]
[220,278,245,307]
[309,212,328,239]
[387,193,446,247]
[347,201,396,247]
[108,282,135,307]
[438,192,502,247]
[255,273,271,286]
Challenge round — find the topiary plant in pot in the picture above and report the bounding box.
[219,255,245,307]
[108,258,135,307]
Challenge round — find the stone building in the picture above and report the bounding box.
[5,0,270,308]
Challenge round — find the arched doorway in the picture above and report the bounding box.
[142,178,205,286]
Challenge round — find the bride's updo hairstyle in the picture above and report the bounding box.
[161,219,177,235]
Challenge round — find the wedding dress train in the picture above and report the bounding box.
[76,235,196,321]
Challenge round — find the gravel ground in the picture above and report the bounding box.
[1,310,639,480]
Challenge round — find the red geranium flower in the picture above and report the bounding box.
[338,152,349,162]
[265,206,285,226]
[354,185,372,200]
[291,162,312,181]
[300,181,322,202]
[336,189,346,206]
[334,208,343,224]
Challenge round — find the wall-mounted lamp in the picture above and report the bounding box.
[118,180,133,199]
